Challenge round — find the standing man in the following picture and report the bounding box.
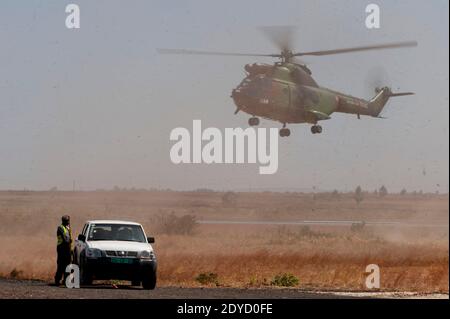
[54,215,73,286]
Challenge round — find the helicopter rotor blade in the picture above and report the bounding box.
[293,41,418,57]
[157,48,279,58]
[291,57,310,66]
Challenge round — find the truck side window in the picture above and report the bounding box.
[82,224,89,236]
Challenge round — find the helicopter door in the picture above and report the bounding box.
[271,81,290,110]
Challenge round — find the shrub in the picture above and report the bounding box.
[195,273,219,286]
[271,273,299,287]
[153,212,197,235]
[9,268,23,279]
[331,190,340,199]
[350,222,366,233]
[298,225,313,237]
[222,192,238,207]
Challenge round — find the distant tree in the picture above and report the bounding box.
[400,189,407,196]
[113,185,121,192]
[354,186,364,205]
[379,185,388,198]
[49,186,58,192]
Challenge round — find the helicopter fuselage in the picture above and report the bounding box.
[159,36,416,136]
[231,62,378,125]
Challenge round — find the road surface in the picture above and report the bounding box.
[198,219,449,228]
[0,279,446,299]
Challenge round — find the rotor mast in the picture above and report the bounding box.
[280,49,294,63]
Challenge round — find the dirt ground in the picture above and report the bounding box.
[0,190,448,293]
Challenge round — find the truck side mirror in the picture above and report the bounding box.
[147,237,155,244]
[78,234,86,242]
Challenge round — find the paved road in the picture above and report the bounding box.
[198,219,449,228]
[0,279,356,299]
[0,279,446,299]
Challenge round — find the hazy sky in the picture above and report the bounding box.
[0,0,448,192]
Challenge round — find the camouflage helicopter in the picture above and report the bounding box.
[158,27,417,137]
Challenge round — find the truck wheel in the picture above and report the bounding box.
[80,259,93,285]
[81,269,93,285]
[142,271,156,290]
[131,280,141,287]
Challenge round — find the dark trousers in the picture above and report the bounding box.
[54,245,71,285]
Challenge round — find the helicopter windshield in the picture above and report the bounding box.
[237,75,271,96]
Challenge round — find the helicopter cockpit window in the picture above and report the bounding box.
[241,78,252,86]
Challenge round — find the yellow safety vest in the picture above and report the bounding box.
[57,225,71,246]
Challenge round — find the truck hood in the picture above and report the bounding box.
[87,240,153,252]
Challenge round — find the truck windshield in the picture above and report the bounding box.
[88,224,146,243]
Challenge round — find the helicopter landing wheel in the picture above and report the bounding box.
[280,128,291,137]
[311,125,323,134]
[248,117,260,127]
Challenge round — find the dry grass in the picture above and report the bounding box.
[156,239,448,292]
[0,190,448,292]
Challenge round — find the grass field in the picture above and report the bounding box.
[0,190,448,292]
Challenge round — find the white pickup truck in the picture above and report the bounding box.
[74,220,157,289]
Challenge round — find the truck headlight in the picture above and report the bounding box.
[140,250,155,260]
[86,248,102,258]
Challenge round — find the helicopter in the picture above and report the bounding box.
[158,27,417,137]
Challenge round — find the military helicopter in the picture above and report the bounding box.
[158,27,417,137]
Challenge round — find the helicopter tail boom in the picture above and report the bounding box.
[368,87,414,117]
